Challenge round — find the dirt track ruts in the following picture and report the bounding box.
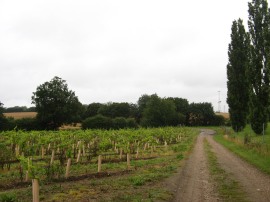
[171,129,270,202]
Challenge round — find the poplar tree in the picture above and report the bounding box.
[227,19,251,132]
[248,0,270,134]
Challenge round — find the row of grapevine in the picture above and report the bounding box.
[0,127,195,201]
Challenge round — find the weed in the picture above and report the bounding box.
[204,139,248,202]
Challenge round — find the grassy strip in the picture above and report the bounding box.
[203,138,248,202]
[213,129,270,175]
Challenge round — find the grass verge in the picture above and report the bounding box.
[213,127,270,175]
[204,138,248,202]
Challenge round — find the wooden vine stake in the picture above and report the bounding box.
[98,155,102,173]
[25,171,29,182]
[50,149,55,165]
[135,148,139,159]
[76,149,81,163]
[143,143,147,151]
[65,158,71,178]
[119,149,123,159]
[25,157,31,182]
[15,144,20,157]
[127,153,131,169]
[41,146,45,159]
[32,179,39,202]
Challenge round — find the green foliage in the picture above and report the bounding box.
[4,106,36,113]
[112,117,127,129]
[126,118,138,128]
[211,115,226,126]
[227,19,251,132]
[0,143,14,169]
[98,102,135,118]
[187,103,215,126]
[14,118,41,131]
[44,162,64,181]
[0,102,13,131]
[166,97,189,115]
[129,175,146,186]
[82,115,112,129]
[31,76,83,130]
[0,101,4,115]
[140,94,180,127]
[248,0,270,134]
[214,126,270,174]
[83,103,103,118]
[0,193,17,202]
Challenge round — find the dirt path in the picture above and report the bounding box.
[170,129,270,202]
[172,130,219,202]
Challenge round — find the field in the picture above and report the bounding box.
[3,112,37,120]
[0,127,198,201]
[215,112,230,119]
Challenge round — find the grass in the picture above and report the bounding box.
[204,138,248,202]
[214,126,270,175]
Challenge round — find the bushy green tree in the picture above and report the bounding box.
[0,102,6,130]
[187,103,215,126]
[31,76,83,130]
[137,94,151,122]
[98,102,133,118]
[0,102,4,116]
[140,94,179,127]
[83,103,103,118]
[112,117,127,129]
[248,0,270,134]
[227,19,251,132]
[82,115,112,129]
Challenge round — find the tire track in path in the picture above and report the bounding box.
[205,130,270,202]
[173,130,219,202]
[172,129,270,202]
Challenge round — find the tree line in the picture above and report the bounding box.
[0,77,225,131]
[227,0,270,134]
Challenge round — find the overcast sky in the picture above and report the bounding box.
[0,0,251,111]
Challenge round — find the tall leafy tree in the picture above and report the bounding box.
[227,19,251,132]
[140,94,179,127]
[83,103,103,118]
[32,76,83,130]
[0,102,12,131]
[248,0,270,134]
[0,102,4,116]
[187,103,215,126]
[137,94,151,123]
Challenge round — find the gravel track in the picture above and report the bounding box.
[170,129,270,202]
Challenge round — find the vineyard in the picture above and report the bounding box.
[0,127,198,201]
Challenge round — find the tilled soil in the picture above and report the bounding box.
[167,129,270,202]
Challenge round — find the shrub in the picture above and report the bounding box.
[0,192,17,202]
[15,118,41,131]
[112,117,127,129]
[126,118,138,128]
[211,115,225,126]
[0,117,15,131]
[82,115,112,129]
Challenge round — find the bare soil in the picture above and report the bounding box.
[165,129,270,202]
